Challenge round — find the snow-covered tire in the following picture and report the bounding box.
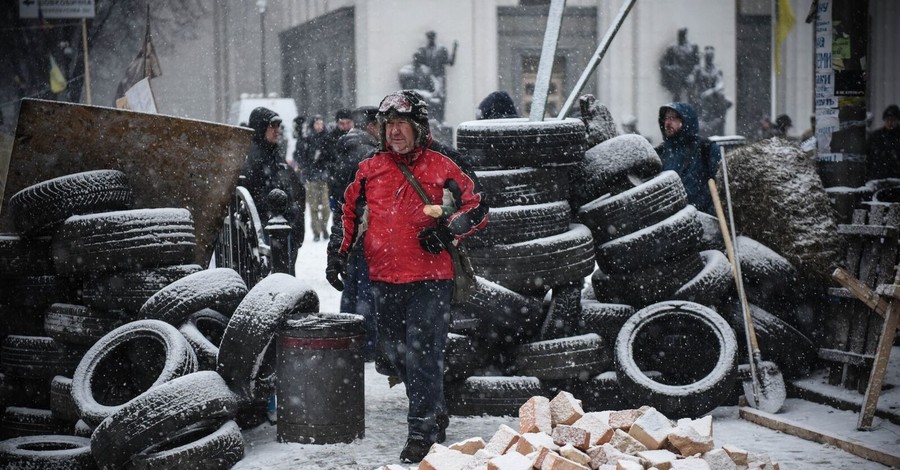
[8,170,133,236]
[0,434,94,469]
[138,268,247,326]
[696,211,725,251]
[578,171,686,244]
[0,235,54,278]
[725,302,815,380]
[469,224,595,294]
[597,205,702,273]
[673,250,734,306]
[1,407,70,438]
[71,319,198,428]
[3,275,71,310]
[475,168,569,207]
[569,134,663,208]
[467,202,570,247]
[129,420,244,470]
[81,264,203,315]
[577,301,635,348]
[89,371,239,470]
[179,309,229,371]
[73,420,93,438]
[615,301,737,417]
[735,236,798,296]
[52,208,196,276]
[592,252,705,307]
[456,118,588,169]
[446,376,543,417]
[449,277,545,345]
[1,336,81,380]
[515,333,609,380]
[217,273,319,401]
[444,334,494,382]
[44,303,123,346]
[50,375,78,423]
[539,283,583,340]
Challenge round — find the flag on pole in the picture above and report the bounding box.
[115,6,162,100]
[775,0,796,75]
[49,54,67,94]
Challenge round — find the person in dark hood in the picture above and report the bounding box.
[866,104,900,180]
[327,90,488,463]
[239,106,306,267]
[477,91,519,120]
[656,102,722,214]
[299,115,333,242]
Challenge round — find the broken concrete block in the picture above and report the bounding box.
[669,456,711,470]
[558,443,591,466]
[608,409,644,430]
[420,448,475,470]
[516,432,559,455]
[428,443,450,455]
[588,443,642,468]
[629,407,673,450]
[721,444,748,466]
[615,460,643,470]
[485,424,521,455]
[520,396,553,434]
[676,415,712,438]
[667,425,714,456]
[572,412,614,446]
[552,424,592,451]
[609,429,648,455]
[450,437,486,455]
[550,391,585,426]
[530,447,555,469]
[487,450,533,470]
[639,449,680,470]
[702,448,737,470]
[462,449,500,470]
[541,451,591,470]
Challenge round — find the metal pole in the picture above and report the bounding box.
[770,0,777,121]
[529,0,566,122]
[81,18,91,105]
[260,9,267,96]
[557,0,636,120]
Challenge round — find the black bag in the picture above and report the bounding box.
[395,162,476,305]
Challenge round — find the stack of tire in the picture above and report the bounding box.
[0,170,319,468]
[445,118,606,416]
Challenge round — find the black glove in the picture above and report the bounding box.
[326,253,347,291]
[417,226,454,254]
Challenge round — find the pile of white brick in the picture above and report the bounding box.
[377,391,779,470]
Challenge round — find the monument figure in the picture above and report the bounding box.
[688,46,732,136]
[397,31,457,122]
[659,28,699,101]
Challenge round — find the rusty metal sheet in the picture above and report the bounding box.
[0,99,252,265]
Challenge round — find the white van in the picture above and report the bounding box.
[228,94,299,164]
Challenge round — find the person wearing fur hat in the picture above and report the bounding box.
[327,90,488,463]
[239,106,306,266]
[866,104,900,179]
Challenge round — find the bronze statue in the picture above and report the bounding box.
[659,28,699,101]
[689,46,732,136]
[397,31,457,122]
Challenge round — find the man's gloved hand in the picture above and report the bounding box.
[417,226,454,254]
[326,253,347,291]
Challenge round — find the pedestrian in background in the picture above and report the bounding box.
[327,109,355,211]
[867,104,900,180]
[476,90,518,120]
[299,115,333,242]
[656,102,722,215]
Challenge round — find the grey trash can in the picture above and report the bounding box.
[276,312,365,444]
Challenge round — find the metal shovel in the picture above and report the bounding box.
[708,169,786,414]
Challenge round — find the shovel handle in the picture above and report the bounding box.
[708,179,761,352]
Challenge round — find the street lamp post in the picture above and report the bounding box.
[257,0,267,95]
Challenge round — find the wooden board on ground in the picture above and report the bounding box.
[0,99,251,265]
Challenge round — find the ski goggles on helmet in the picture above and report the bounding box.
[379,93,415,114]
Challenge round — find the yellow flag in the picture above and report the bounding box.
[775,0,797,75]
[49,54,67,94]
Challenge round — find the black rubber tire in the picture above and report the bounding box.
[597,205,703,274]
[444,334,496,383]
[446,376,543,417]
[71,319,198,428]
[217,273,319,401]
[1,335,82,380]
[592,252,704,307]
[3,275,73,310]
[695,211,725,252]
[570,134,663,208]
[578,170,686,244]
[1,407,70,439]
[90,371,240,470]
[725,302,816,380]
[50,375,79,423]
[577,301,635,349]
[9,169,133,236]
[673,250,734,307]
[735,236,798,297]
[0,235,54,279]
[179,309,230,372]
[466,201,570,247]
[44,303,123,346]
[475,168,569,207]
[449,277,545,346]
[52,208,197,276]
[129,419,245,470]
[539,283,583,340]
[0,434,94,469]
[73,420,93,438]
[456,118,588,170]
[81,264,203,315]
[138,268,248,326]
[615,301,737,418]
[515,333,609,380]
[469,224,595,295]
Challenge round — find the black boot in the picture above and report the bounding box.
[436,414,449,444]
[399,437,434,463]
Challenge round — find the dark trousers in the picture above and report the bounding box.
[340,249,376,357]
[372,280,451,442]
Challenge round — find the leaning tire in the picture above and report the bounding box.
[456,118,588,170]
[0,434,94,469]
[71,319,198,428]
[138,268,248,326]
[615,301,737,417]
[9,169,133,236]
[90,371,239,470]
[673,250,734,307]
[179,309,230,371]
[597,205,702,273]
[129,420,244,470]
[570,134,663,208]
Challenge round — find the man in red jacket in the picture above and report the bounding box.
[327,90,488,463]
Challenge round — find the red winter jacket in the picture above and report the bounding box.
[338,143,488,284]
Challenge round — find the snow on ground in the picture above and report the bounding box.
[235,216,899,469]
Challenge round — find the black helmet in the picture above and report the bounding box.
[377,90,430,150]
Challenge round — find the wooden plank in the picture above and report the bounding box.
[851,208,868,225]
[817,348,874,367]
[739,407,900,468]
[836,224,898,238]
[876,283,900,300]
[832,268,889,318]
[858,299,900,430]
